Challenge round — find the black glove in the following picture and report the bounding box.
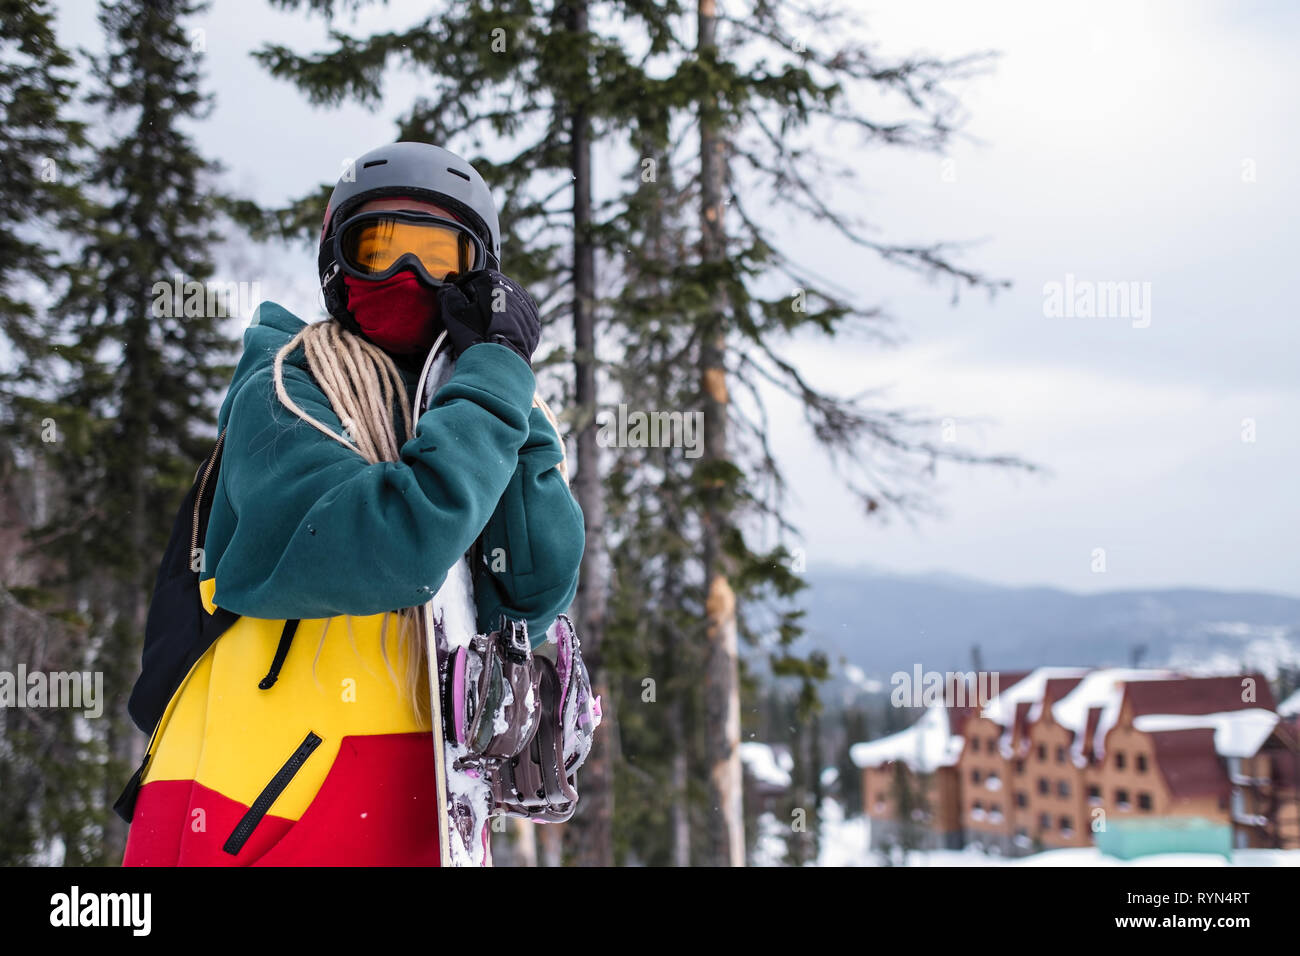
[436,269,541,367]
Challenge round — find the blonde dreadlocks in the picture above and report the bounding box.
[270,319,429,725]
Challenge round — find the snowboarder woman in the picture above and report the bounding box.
[122,142,585,866]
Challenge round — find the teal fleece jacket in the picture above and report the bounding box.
[199,302,584,648]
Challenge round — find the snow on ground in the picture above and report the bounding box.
[815,796,872,867]
[869,847,1300,867]
[752,811,792,867]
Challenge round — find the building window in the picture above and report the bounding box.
[1116,788,1131,809]
[1087,784,1101,804]
[1016,791,1028,808]
[1015,759,1025,776]
[990,737,999,752]
[1056,746,1066,763]
[1039,813,1051,831]
[1037,743,1047,761]
[1059,816,1073,835]
[1037,778,1049,795]
[1136,754,1148,773]
[1138,793,1152,812]
[1115,751,1126,770]
[971,736,980,752]
[1057,780,1070,798]
[972,768,981,783]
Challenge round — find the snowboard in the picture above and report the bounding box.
[412,332,496,867]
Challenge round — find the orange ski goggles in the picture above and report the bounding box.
[333,210,485,286]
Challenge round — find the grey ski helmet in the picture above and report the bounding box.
[318,141,502,329]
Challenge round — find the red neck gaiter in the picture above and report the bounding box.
[341,195,457,355]
[344,271,441,355]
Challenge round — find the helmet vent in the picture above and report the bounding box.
[447,166,471,181]
[362,159,388,168]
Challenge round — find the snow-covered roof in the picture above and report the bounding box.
[1051,668,1180,764]
[1134,709,1280,759]
[980,667,1091,727]
[973,667,1090,760]
[849,706,963,773]
[1278,688,1300,718]
[739,742,793,788]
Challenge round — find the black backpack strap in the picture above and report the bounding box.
[258,619,301,690]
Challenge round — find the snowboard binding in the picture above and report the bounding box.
[442,613,602,823]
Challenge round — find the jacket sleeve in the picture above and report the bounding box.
[208,342,536,620]
[472,403,585,646]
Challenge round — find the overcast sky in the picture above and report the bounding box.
[56,0,1300,597]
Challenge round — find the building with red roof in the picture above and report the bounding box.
[852,668,1300,857]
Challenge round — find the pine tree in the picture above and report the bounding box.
[890,761,930,862]
[0,0,87,384]
[602,116,715,864]
[0,0,103,866]
[837,702,869,817]
[613,0,1034,863]
[556,0,1030,864]
[30,0,237,861]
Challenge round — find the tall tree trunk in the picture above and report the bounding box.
[697,0,744,867]
[564,0,613,866]
[659,542,691,865]
[810,708,824,857]
[537,816,565,867]
[669,691,691,865]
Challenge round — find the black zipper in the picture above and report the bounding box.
[222,730,323,855]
